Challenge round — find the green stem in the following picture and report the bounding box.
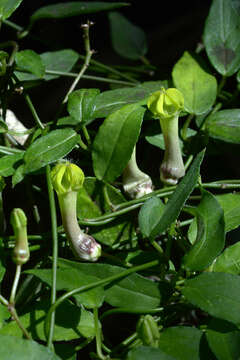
[24,94,45,130]
[9,264,21,304]
[63,21,94,104]
[217,76,226,96]
[0,145,23,155]
[8,304,31,339]
[82,125,91,145]
[44,259,160,339]
[100,307,163,321]
[94,307,106,360]
[0,294,8,306]
[46,165,58,349]
[181,114,194,140]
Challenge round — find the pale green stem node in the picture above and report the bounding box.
[10,208,29,265]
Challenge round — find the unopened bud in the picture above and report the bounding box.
[11,208,29,265]
[136,314,160,347]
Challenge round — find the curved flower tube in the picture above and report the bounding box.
[11,208,30,265]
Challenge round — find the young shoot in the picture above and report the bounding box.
[147,87,185,185]
[51,162,101,261]
[11,208,30,266]
[123,146,153,199]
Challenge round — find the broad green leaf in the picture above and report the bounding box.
[158,326,203,360]
[23,129,79,173]
[138,197,165,238]
[93,80,167,118]
[0,0,23,20]
[92,103,145,182]
[108,11,147,60]
[182,272,240,325]
[211,242,240,274]
[30,2,129,22]
[149,150,205,239]
[217,193,240,231]
[77,177,136,247]
[172,51,217,115]
[206,318,240,360]
[203,0,240,76]
[0,300,95,340]
[183,190,225,271]
[25,268,104,309]
[55,343,77,360]
[67,89,100,125]
[205,109,240,143]
[127,346,175,360]
[12,164,25,187]
[0,304,9,329]
[57,258,162,310]
[0,334,60,359]
[16,49,79,82]
[0,152,24,177]
[15,50,45,78]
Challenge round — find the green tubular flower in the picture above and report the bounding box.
[136,314,160,347]
[122,146,153,199]
[147,87,185,185]
[11,208,30,265]
[51,162,101,262]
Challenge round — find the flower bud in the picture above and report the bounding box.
[11,208,29,265]
[147,87,184,119]
[136,314,160,347]
[51,162,85,195]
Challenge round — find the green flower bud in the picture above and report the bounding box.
[51,162,85,195]
[136,315,160,348]
[147,87,184,119]
[11,208,29,265]
[147,88,185,185]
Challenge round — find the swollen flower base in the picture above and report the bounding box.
[51,162,101,262]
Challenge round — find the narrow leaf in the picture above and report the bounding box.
[150,150,205,239]
[138,196,165,238]
[0,152,24,177]
[92,103,145,182]
[24,129,79,173]
[108,11,147,60]
[183,189,225,271]
[30,2,129,22]
[205,109,240,143]
[172,51,217,115]
[203,0,240,76]
[15,50,45,78]
[67,88,100,125]
[0,0,24,20]
[182,272,240,325]
[0,334,60,360]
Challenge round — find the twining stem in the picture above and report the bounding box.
[46,165,58,349]
[24,94,45,130]
[94,307,106,360]
[181,114,194,140]
[9,264,21,304]
[8,305,31,339]
[63,21,94,104]
[44,259,160,339]
[0,294,8,306]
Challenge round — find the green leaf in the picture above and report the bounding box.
[30,2,129,22]
[0,304,9,329]
[211,242,240,274]
[149,150,205,239]
[93,80,167,118]
[0,152,24,177]
[158,326,203,360]
[203,0,240,76]
[15,50,45,78]
[0,0,24,20]
[172,51,217,115]
[206,318,240,360]
[57,258,162,310]
[16,49,79,82]
[92,103,145,182]
[182,272,240,325]
[138,197,165,238]
[182,189,225,271]
[23,129,79,173]
[216,193,240,232]
[0,334,60,359]
[127,346,175,360]
[25,268,104,309]
[108,11,147,60]
[205,109,240,143]
[67,89,100,125]
[0,299,95,340]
